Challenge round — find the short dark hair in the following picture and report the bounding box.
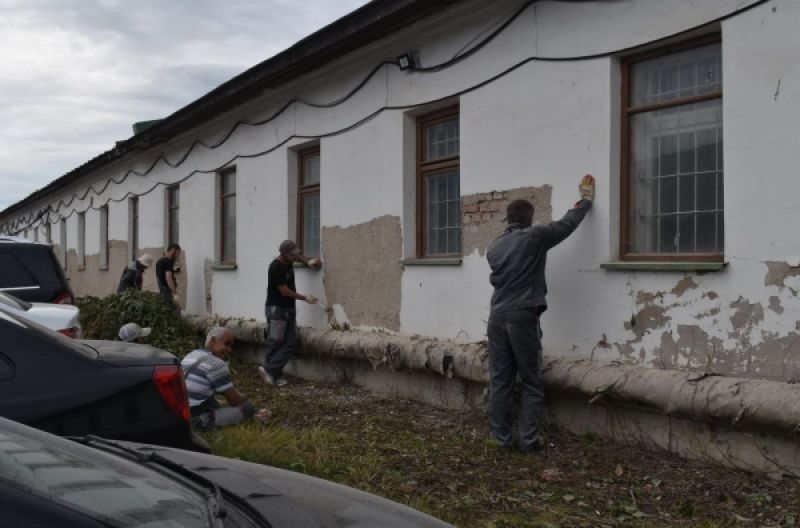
[166,243,181,252]
[506,199,534,226]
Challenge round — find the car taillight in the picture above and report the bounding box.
[152,365,190,422]
[58,327,81,339]
[52,290,73,305]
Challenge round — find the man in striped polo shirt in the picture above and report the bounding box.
[182,327,256,430]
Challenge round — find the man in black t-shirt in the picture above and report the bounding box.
[155,244,181,311]
[258,239,321,387]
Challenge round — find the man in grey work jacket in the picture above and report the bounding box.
[486,175,595,453]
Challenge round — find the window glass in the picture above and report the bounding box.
[302,153,320,186]
[302,194,321,258]
[631,44,722,106]
[99,207,109,267]
[425,170,462,255]
[627,42,723,256]
[220,171,236,263]
[0,428,211,526]
[0,254,37,288]
[425,118,460,161]
[419,109,461,257]
[167,187,179,246]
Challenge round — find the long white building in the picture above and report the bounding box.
[2,0,797,385]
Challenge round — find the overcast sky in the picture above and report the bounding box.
[0,0,370,210]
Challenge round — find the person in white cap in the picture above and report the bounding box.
[118,322,152,343]
[116,253,153,294]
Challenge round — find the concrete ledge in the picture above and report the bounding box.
[193,316,800,478]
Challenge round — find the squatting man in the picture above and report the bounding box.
[486,174,595,453]
[182,327,270,429]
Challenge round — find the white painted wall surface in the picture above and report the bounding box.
[2,0,797,381]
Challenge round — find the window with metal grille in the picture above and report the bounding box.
[417,106,461,257]
[621,37,723,261]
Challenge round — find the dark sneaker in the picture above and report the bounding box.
[257,366,275,386]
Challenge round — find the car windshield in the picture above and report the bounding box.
[0,292,31,312]
[0,308,95,359]
[0,427,212,527]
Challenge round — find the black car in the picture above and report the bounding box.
[0,306,206,451]
[0,417,453,527]
[0,235,74,304]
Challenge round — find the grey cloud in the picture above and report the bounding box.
[0,0,370,210]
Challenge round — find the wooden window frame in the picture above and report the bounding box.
[416,105,461,258]
[129,196,139,261]
[297,147,320,258]
[620,34,723,263]
[99,205,109,268]
[219,168,237,265]
[167,185,180,247]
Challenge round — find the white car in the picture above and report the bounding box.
[0,291,81,338]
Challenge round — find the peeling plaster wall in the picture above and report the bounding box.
[322,215,403,331]
[3,0,800,385]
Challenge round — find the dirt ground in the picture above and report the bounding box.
[204,361,800,528]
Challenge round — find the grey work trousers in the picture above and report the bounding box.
[487,308,543,451]
[192,400,255,430]
[263,305,297,379]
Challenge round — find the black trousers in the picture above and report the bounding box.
[487,308,543,450]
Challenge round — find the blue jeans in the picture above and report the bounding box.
[263,305,297,379]
[487,308,543,451]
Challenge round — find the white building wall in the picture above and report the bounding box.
[3,0,798,381]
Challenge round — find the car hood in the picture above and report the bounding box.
[81,340,178,366]
[125,443,453,528]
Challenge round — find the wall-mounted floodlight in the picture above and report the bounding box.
[397,50,419,70]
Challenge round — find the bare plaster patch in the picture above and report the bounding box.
[322,215,402,331]
[461,185,553,256]
[764,261,800,288]
[671,277,698,297]
[768,296,784,314]
[64,240,131,298]
[636,291,658,304]
[629,305,671,338]
[750,332,800,381]
[704,291,719,300]
[729,297,765,331]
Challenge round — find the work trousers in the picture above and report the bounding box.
[487,308,543,451]
[263,305,297,379]
[159,285,177,312]
[192,400,255,430]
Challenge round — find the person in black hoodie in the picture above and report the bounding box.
[116,254,153,294]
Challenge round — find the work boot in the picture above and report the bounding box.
[519,434,547,454]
